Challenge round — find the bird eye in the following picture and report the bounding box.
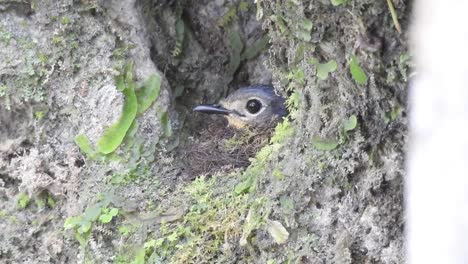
[246,99,262,114]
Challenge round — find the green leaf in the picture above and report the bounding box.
[124,62,134,85]
[74,134,96,159]
[384,105,403,123]
[300,18,313,31]
[331,0,346,6]
[316,60,337,80]
[99,214,113,224]
[122,120,139,148]
[131,248,146,264]
[84,203,107,223]
[96,82,138,154]
[75,232,90,246]
[115,74,125,91]
[241,35,269,60]
[136,74,161,115]
[343,115,358,132]
[227,30,244,76]
[349,55,368,85]
[294,18,313,41]
[159,111,172,138]
[172,18,185,57]
[144,238,164,249]
[294,43,305,65]
[109,207,119,216]
[287,68,305,85]
[286,91,300,111]
[266,219,289,244]
[235,174,255,195]
[270,119,294,144]
[390,106,403,121]
[311,136,340,151]
[64,216,82,229]
[78,221,92,234]
[295,29,311,42]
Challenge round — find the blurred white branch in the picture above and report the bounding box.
[408,1,468,263]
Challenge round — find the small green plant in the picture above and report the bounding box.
[37,53,48,64]
[286,91,300,113]
[272,168,284,180]
[112,44,136,59]
[311,136,340,151]
[312,115,359,150]
[339,114,358,144]
[239,1,249,12]
[0,84,7,97]
[172,18,185,57]
[287,68,305,86]
[343,115,358,132]
[235,119,294,194]
[159,111,173,138]
[225,28,269,79]
[118,224,137,237]
[227,30,244,77]
[383,105,403,123]
[241,35,269,60]
[266,219,289,244]
[140,176,267,263]
[399,53,411,81]
[271,4,314,42]
[75,62,162,158]
[98,207,119,224]
[34,111,45,120]
[17,193,30,209]
[96,63,138,154]
[217,6,238,27]
[349,55,368,85]
[309,58,338,80]
[60,16,71,25]
[74,134,97,160]
[63,195,118,245]
[330,0,347,6]
[136,74,161,115]
[52,36,63,45]
[35,191,56,209]
[293,18,313,42]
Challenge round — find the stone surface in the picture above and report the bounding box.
[0,0,408,263]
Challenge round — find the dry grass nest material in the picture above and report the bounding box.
[185,119,273,177]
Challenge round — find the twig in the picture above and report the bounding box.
[386,0,402,33]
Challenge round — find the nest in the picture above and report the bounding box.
[185,119,273,178]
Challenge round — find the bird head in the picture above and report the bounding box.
[193,85,287,129]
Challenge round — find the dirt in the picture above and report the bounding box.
[0,0,409,263]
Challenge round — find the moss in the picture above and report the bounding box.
[17,193,30,209]
[0,210,7,218]
[0,27,52,105]
[139,176,268,263]
[34,111,45,120]
[61,16,71,25]
[235,119,294,194]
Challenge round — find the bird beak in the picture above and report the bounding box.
[193,104,232,115]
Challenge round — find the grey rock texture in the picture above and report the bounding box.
[0,0,408,263]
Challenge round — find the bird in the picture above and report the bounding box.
[193,85,287,129]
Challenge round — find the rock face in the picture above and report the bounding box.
[0,0,408,263]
